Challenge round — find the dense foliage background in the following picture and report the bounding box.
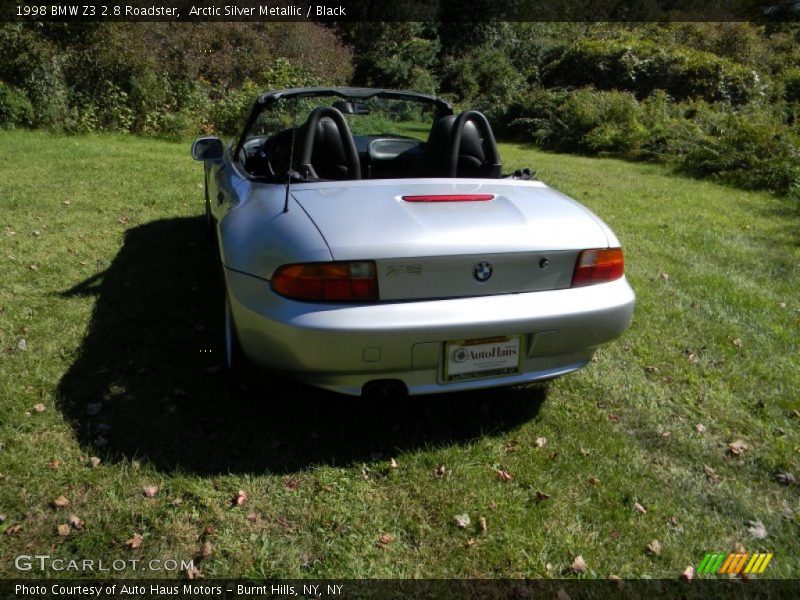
[1,21,798,197]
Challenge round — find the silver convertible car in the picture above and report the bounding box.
[192,87,635,397]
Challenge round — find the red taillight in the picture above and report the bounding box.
[271,261,378,302]
[571,248,625,287]
[402,194,495,202]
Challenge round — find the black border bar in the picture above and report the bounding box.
[4,0,800,22]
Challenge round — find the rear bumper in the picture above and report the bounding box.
[226,269,635,396]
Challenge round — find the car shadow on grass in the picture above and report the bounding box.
[57,216,545,475]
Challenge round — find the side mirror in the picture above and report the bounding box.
[192,137,224,161]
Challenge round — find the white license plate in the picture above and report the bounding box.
[444,336,523,382]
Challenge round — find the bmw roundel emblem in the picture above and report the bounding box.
[473,261,493,282]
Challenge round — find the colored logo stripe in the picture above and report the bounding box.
[697,553,773,574]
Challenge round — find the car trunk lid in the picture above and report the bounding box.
[290,179,610,301]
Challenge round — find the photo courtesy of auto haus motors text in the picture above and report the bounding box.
[13,583,344,598]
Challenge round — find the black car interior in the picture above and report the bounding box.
[242,105,503,182]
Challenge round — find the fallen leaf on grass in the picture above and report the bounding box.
[587,476,600,486]
[634,502,647,514]
[434,465,447,478]
[464,538,477,548]
[479,516,488,533]
[171,498,182,507]
[646,539,662,555]
[579,448,591,456]
[276,516,292,530]
[199,541,213,558]
[704,465,722,484]
[608,414,620,422]
[746,520,767,539]
[17,338,28,350]
[186,565,202,579]
[68,515,84,529]
[570,555,586,574]
[51,496,70,509]
[695,423,707,433]
[33,403,46,413]
[57,524,71,537]
[495,468,513,482]
[535,491,550,501]
[659,272,670,281]
[732,338,744,349]
[454,514,470,529]
[535,437,547,448]
[142,485,158,498]
[643,365,660,373]
[487,502,497,510]
[728,440,748,456]
[62,200,71,206]
[88,457,101,468]
[681,566,694,581]
[231,490,247,507]
[284,478,301,491]
[684,349,699,363]
[775,472,796,485]
[49,460,60,470]
[376,533,393,548]
[668,516,679,527]
[6,524,22,535]
[125,533,143,549]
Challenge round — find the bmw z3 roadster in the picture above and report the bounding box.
[192,87,635,397]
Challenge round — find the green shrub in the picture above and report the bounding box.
[544,37,763,105]
[0,82,33,128]
[783,68,800,103]
[207,59,321,135]
[676,103,800,197]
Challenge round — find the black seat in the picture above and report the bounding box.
[296,106,361,181]
[411,111,502,178]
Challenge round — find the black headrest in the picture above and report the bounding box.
[310,117,351,180]
[297,106,360,181]
[410,115,456,177]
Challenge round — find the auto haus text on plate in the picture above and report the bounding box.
[188,4,346,17]
[14,584,223,597]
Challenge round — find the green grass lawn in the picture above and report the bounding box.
[0,130,798,579]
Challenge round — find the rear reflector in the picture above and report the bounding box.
[571,248,625,287]
[402,194,495,202]
[272,261,378,302]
